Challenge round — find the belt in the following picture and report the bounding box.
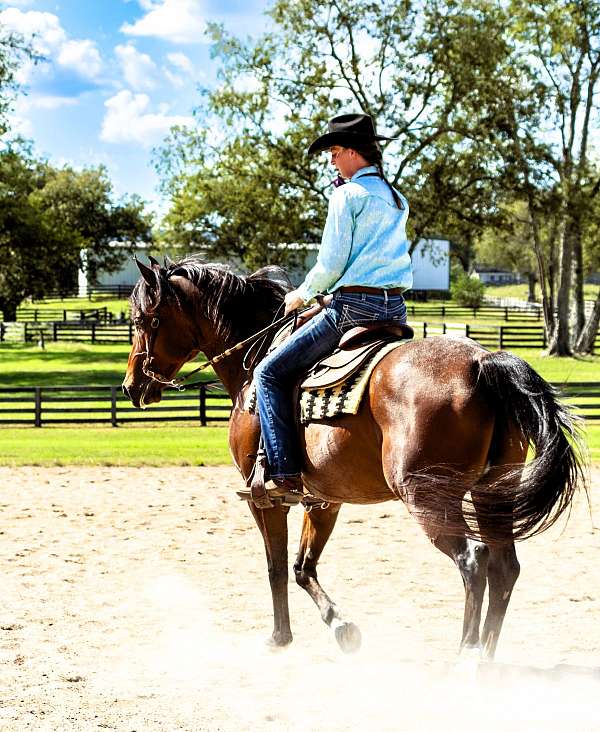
[336,285,404,296]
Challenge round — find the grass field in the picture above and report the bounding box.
[0,425,231,466]
[1,338,599,466]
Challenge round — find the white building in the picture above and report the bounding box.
[84,238,450,295]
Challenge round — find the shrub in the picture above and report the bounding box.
[451,272,486,307]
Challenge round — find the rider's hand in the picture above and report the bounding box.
[284,290,305,316]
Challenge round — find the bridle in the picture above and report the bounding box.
[135,308,301,392]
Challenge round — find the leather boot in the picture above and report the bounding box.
[271,475,304,495]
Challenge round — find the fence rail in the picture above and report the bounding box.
[407,303,544,321]
[0,381,597,426]
[11,306,111,323]
[2,319,599,351]
[0,384,230,426]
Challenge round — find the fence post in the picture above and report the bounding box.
[110,386,118,427]
[91,323,96,344]
[34,387,42,427]
[465,324,470,339]
[442,305,446,319]
[499,325,504,350]
[53,322,58,341]
[504,307,509,322]
[199,385,207,426]
[442,322,447,334]
[63,309,67,321]
[423,322,427,338]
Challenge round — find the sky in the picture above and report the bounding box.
[0,0,271,215]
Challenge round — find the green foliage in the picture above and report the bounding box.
[0,26,36,136]
[451,272,486,307]
[157,0,522,268]
[0,143,152,319]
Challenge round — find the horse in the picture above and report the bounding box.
[122,256,587,659]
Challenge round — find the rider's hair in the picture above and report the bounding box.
[352,140,404,210]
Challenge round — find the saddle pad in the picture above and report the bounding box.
[243,340,407,423]
[299,340,405,423]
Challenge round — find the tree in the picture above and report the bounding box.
[0,26,35,136]
[488,0,600,354]
[158,0,516,271]
[0,143,152,320]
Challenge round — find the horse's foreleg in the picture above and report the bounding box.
[248,502,293,647]
[294,503,361,653]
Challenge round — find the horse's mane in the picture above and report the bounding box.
[131,255,292,342]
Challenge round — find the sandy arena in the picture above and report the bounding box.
[1,465,599,731]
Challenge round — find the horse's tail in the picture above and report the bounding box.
[471,350,588,541]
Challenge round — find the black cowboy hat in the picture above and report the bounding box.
[307,113,396,156]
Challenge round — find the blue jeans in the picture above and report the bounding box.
[254,291,407,478]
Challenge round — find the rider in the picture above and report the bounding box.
[254,112,413,495]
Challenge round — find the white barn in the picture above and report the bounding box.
[84,238,450,295]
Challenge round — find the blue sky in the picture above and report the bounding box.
[1,0,271,215]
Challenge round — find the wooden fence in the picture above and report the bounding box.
[1,318,599,351]
[12,306,110,323]
[0,382,597,427]
[407,303,544,321]
[0,384,231,426]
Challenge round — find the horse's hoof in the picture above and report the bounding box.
[265,632,293,649]
[333,621,362,654]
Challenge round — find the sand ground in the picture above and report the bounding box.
[1,465,599,731]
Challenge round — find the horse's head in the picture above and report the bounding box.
[122,257,202,408]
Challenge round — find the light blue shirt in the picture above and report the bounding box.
[296,165,412,302]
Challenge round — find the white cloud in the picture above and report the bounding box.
[0,8,66,55]
[163,51,198,88]
[100,89,192,147]
[115,43,157,90]
[58,39,103,79]
[0,8,103,80]
[166,52,193,74]
[121,0,206,44]
[26,95,80,110]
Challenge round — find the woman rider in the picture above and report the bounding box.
[254,112,413,496]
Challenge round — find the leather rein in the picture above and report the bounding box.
[137,306,314,392]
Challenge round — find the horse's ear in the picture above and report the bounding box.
[148,255,161,271]
[164,254,175,269]
[135,257,156,288]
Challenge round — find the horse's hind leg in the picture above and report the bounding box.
[248,502,293,647]
[294,503,361,653]
[429,531,490,655]
[400,483,489,655]
[472,489,521,661]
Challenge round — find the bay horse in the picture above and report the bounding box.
[122,256,586,659]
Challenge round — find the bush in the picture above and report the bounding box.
[451,273,486,307]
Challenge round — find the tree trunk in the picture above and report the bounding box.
[547,222,574,356]
[574,289,600,355]
[526,272,537,302]
[0,298,19,322]
[572,220,586,339]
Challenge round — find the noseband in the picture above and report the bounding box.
[136,315,186,390]
[135,307,304,392]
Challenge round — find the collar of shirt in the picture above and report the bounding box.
[350,165,379,182]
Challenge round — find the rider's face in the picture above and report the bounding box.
[329,145,363,180]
